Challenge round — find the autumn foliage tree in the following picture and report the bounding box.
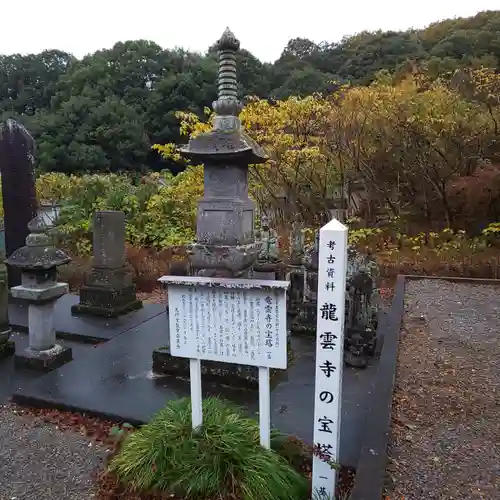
[154,68,500,232]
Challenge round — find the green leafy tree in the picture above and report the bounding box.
[36,94,149,173]
[0,50,74,117]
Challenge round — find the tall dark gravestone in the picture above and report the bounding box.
[0,120,38,288]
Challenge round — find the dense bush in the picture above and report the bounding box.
[108,397,309,500]
[347,221,500,279]
[28,170,202,255]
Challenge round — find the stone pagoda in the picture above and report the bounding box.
[180,28,268,277]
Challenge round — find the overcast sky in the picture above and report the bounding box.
[1,1,498,62]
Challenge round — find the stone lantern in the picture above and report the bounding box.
[6,215,72,370]
[180,28,268,278]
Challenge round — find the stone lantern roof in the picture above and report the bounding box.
[180,28,268,165]
[6,215,71,270]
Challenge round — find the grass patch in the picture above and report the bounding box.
[108,397,309,500]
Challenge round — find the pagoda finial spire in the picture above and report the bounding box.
[212,27,242,124]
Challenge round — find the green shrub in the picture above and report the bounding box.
[108,397,309,500]
[41,170,200,255]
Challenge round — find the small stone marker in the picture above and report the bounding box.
[253,215,282,280]
[312,218,348,499]
[72,210,142,317]
[290,231,319,335]
[6,215,72,370]
[159,275,289,448]
[0,119,38,288]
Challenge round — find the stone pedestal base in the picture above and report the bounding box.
[153,334,293,390]
[0,340,15,360]
[153,349,267,389]
[253,260,285,281]
[344,327,378,369]
[14,344,72,371]
[290,302,317,335]
[72,284,143,318]
[188,242,261,278]
[253,269,276,280]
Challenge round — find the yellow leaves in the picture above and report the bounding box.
[149,71,497,226]
[152,143,184,163]
[36,172,73,204]
[175,111,211,138]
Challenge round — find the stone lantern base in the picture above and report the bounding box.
[14,344,73,371]
[10,279,73,372]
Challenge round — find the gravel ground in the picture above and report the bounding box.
[0,405,107,500]
[386,279,500,500]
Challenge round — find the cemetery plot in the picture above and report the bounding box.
[385,279,500,499]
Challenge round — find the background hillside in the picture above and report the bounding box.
[1,10,499,174]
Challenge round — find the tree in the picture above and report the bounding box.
[280,38,320,60]
[339,75,497,227]
[271,66,335,99]
[154,95,348,226]
[0,50,74,117]
[36,94,149,173]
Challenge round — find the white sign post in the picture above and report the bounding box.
[158,276,289,449]
[311,219,348,499]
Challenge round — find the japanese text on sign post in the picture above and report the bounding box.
[165,278,288,370]
[312,219,348,500]
[159,275,289,450]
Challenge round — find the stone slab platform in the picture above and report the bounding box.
[8,294,165,343]
[0,331,95,404]
[11,311,386,468]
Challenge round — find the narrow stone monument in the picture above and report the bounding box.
[253,215,283,280]
[0,120,38,288]
[286,221,305,314]
[0,255,14,359]
[344,247,380,368]
[72,210,142,317]
[291,231,319,334]
[6,215,72,370]
[181,28,267,278]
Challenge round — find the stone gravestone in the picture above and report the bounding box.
[286,221,305,314]
[253,215,283,280]
[72,210,142,317]
[0,120,38,288]
[6,215,72,370]
[157,32,291,449]
[290,230,320,334]
[343,246,380,367]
